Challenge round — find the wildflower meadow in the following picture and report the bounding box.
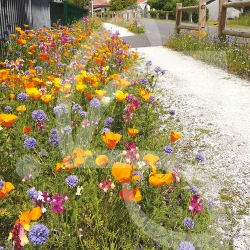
[0,17,229,249]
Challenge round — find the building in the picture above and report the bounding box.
[206,0,243,20]
[137,0,150,11]
[93,0,110,12]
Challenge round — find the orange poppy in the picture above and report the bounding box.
[86,93,93,100]
[95,155,108,167]
[128,128,139,137]
[24,24,29,29]
[149,171,173,186]
[17,39,27,45]
[119,186,142,202]
[0,69,10,80]
[143,154,159,167]
[39,52,48,61]
[41,94,53,104]
[74,157,84,167]
[170,130,182,143]
[72,148,85,158]
[16,206,42,227]
[23,126,32,134]
[112,162,135,183]
[0,181,15,199]
[0,114,18,128]
[102,131,122,149]
[9,94,15,100]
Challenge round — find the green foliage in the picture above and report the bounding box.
[165,31,250,79]
[109,0,137,11]
[66,0,88,8]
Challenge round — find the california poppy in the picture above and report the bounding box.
[0,114,18,128]
[170,130,182,143]
[95,155,108,167]
[102,131,122,149]
[0,181,15,198]
[112,162,135,183]
[16,206,42,228]
[115,90,128,102]
[23,126,32,134]
[119,186,142,202]
[143,154,159,167]
[16,105,26,113]
[128,128,139,137]
[149,171,173,186]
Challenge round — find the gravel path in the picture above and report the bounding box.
[103,23,250,250]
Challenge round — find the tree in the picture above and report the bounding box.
[67,0,88,8]
[147,0,198,11]
[109,0,137,11]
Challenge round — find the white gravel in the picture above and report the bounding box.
[103,22,250,250]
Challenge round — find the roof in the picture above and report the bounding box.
[137,0,147,4]
[93,0,110,7]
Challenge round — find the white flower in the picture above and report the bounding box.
[101,96,111,105]
[76,186,83,196]
[137,161,146,169]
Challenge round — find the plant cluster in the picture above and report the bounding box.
[0,17,225,249]
[166,30,250,79]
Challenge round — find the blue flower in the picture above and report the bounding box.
[0,179,3,190]
[140,77,148,84]
[78,110,87,117]
[17,92,28,101]
[53,103,68,115]
[72,103,82,112]
[189,186,198,194]
[0,246,4,250]
[183,218,194,229]
[32,110,48,122]
[24,137,37,149]
[195,153,205,162]
[103,128,110,133]
[1,85,7,90]
[5,106,11,112]
[89,98,100,108]
[27,187,38,199]
[28,224,50,245]
[104,117,114,127]
[146,60,152,66]
[49,129,60,147]
[163,146,174,155]
[177,241,195,250]
[65,175,79,188]
[64,125,72,134]
[34,66,43,71]
[169,109,175,115]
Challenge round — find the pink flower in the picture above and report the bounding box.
[98,178,115,192]
[189,194,204,215]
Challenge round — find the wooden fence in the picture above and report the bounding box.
[175,0,206,37]
[218,0,250,39]
[95,9,142,27]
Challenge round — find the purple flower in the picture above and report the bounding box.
[49,129,60,147]
[65,175,79,188]
[103,128,110,133]
[146,60,152,66]
[189,194,204,214]
[27,187,38,199]
[169,109,175,115]
[183,218,194,229]
[177,241,195,250]
[17,92,28,101]
[154,66,161,73]
[82,119,90,128]
[90,98,100,108]
[24,137,37,149]
[28,224,49,245]
[72,103,82,112]
[190,186,199,194]
[132,171,143,183]
[78,110,87,117]
[195,153,205,162]
[5,106,11,112]
[163,146,174,155]
[2,85,7,90]
[34,66,43,71]
[208,200,216,208]
[0,246,4,250]
[32,110,48,122]
[53,103,68,115]
[140,77,148,84]
[0,179,3,190]
[64,125,72,134]
[104,117,114,126]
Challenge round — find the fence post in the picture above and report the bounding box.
[137,9,141,26]
[166,13,169,20]
[156,13,159,19]
[218,0,228,40]
[198,0,206,38]
[175,3,182,34]
[188,12,193,22]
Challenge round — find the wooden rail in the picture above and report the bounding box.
[175,0,206,38]
[218,0,250,39]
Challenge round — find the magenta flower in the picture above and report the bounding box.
[98,178,115,192]
[50,199,65,213]
[189,194,204,216]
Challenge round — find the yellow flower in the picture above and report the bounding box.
[76,82,87,93]
[95,90,106,99]
[16,105,26,113]
[143,154,159,167]
[170,130,182,143]
[9,94,15,100]
[112,162,135,183]
[41,94,53,104]
[0,181,15,198]
[115,90,128,102]
[149,171,173,186]
[26,88,40,100]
